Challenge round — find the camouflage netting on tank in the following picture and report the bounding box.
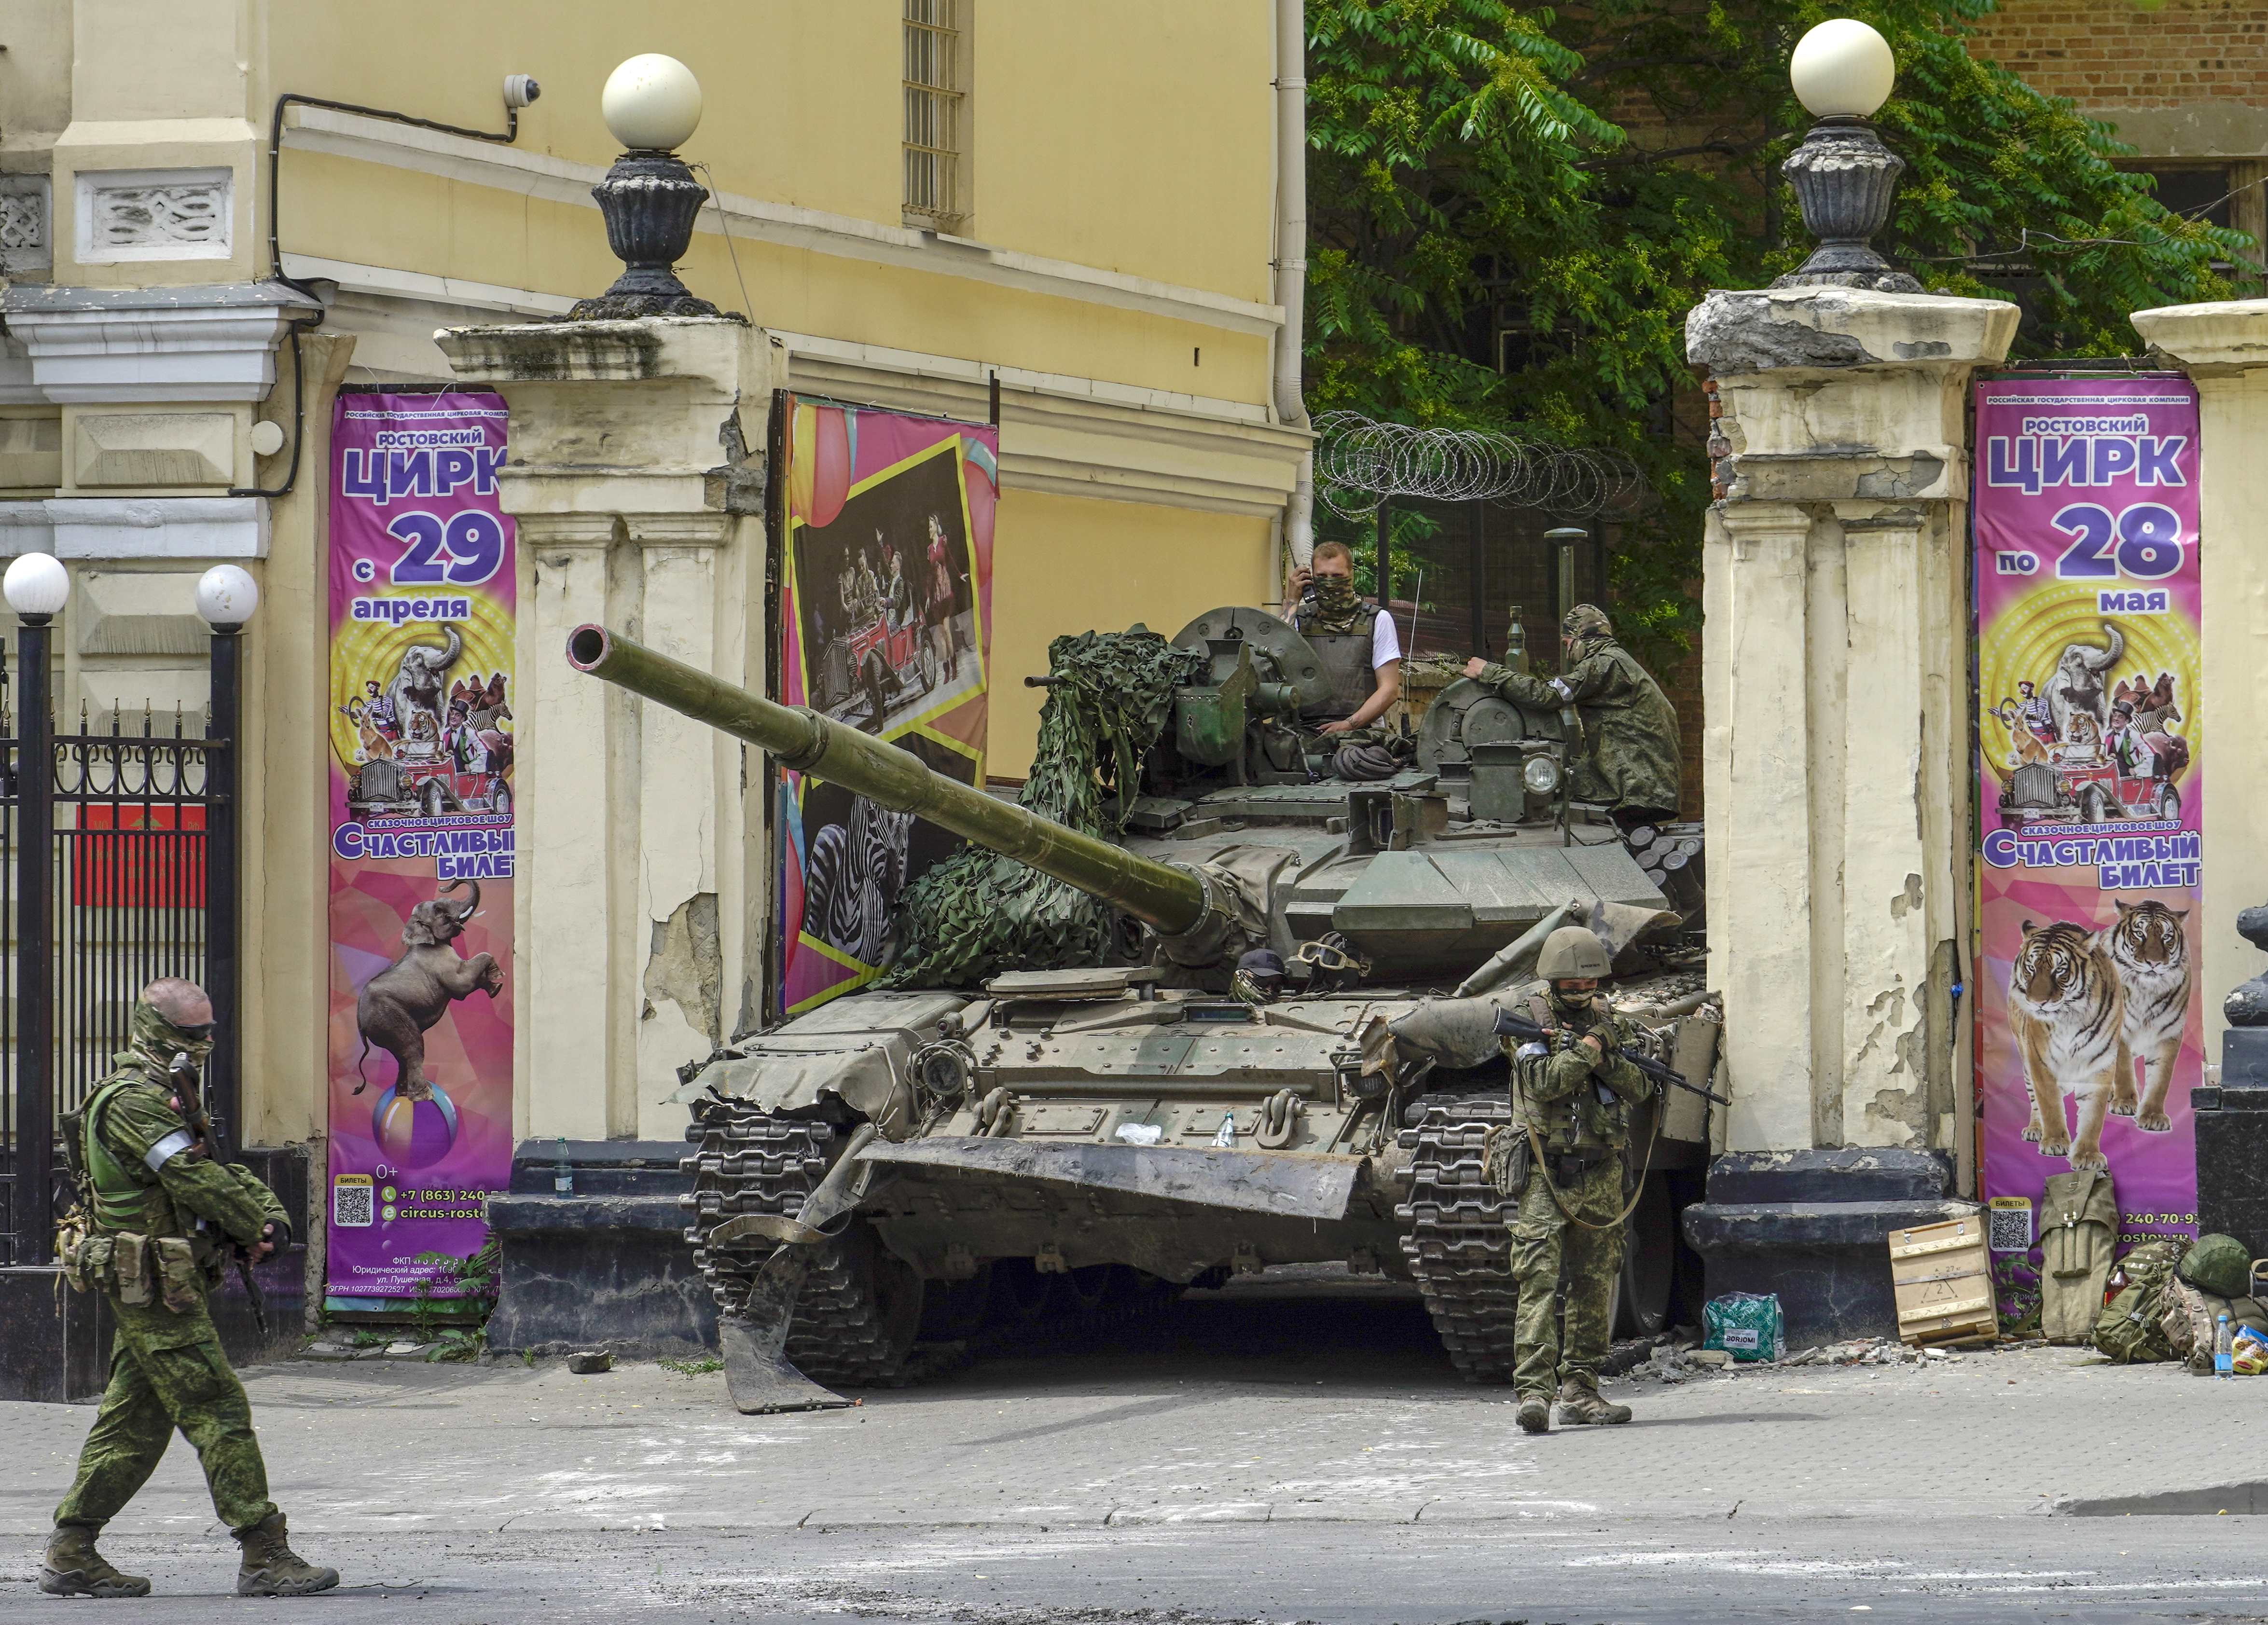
[885,629,1204,989]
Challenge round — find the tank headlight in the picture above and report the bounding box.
[1523,754,1561,794]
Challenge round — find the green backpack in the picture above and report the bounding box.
[2094,1238,2186,1363]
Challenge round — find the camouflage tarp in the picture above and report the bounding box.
[885,629,1204,989]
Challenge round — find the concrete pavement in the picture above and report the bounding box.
[5,1274,2267,1621]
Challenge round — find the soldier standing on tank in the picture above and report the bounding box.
[1503,927,1652,1434]
[1463,604,1680,828]
[40,978,339,1599]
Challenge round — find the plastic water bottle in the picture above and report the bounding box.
[2215,1313,2234,1379]
[553,1135,573,1197]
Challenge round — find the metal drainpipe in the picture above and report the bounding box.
[1274,0,1314,570]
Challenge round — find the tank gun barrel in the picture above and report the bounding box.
[567,625,1208,937]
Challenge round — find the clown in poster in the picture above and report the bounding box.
[324,392,516,1306]
[1973,376,2204,1300]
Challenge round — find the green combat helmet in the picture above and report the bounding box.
[1536,925,1614,981]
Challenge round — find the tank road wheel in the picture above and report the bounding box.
[1395,1094,1520,1382]
[985,1258,1054,1328]
[1614,1170,1675,1338]
[1058,1263,1120,1314]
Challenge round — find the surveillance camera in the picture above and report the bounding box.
[503,74,541,110]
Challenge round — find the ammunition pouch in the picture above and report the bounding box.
[69,1230,156,1305]
[154,1236,202,1314]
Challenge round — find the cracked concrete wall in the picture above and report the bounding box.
[1693,287,2015,1176]
[443,318,785,1144]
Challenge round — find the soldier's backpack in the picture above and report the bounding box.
[2093,1238,2186,1363]
[2038,1169,2118,1343]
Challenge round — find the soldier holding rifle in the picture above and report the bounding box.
[39,978,339,1599]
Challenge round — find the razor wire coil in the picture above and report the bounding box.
[1312,411,1646,520]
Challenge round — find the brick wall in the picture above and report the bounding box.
[1966,1,2268,109]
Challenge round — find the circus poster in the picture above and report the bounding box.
[1972,375,2203,1321]
[323,391,517,1306]
[774,397,997,1017]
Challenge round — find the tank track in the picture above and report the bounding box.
[681,1094,1180,1388]
[1395,1094,1520,1383]
[680,1096,916,1385]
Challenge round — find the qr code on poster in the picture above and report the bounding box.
[1988,1197,2033,1253]
[332,1175,374,1229]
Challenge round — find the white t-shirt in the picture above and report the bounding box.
[1369,608,1402,668]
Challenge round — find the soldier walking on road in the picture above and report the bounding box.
[1464,604,1681,827]
[40,978,339,1599]
[1502,928,1652,1434]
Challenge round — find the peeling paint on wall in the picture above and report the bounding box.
[644,892,722,1046]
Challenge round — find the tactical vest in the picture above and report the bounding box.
[1511,992,1632,1155]
[1296,608,1379,722]
[77,1074,168,1233]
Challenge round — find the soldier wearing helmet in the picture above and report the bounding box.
[1500,925,1652,1433]
[1462,604,1681,827]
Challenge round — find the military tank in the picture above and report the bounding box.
[565,612,1722,1413]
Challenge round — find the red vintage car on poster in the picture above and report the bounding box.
[1997,757,2181,829]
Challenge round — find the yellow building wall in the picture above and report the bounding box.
[986,489,1273,777]
[277,150,1269,401]
[262,0,1274,303]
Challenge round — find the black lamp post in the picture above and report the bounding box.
[571,54,722,321]
[1772,20,1923,295]
[195,565,257,1159]
[4,552,66,1264]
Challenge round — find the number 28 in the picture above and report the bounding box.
[2051,502,2184,580]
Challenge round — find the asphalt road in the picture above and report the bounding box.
[6,1273,2266,1624]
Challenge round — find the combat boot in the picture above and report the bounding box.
[1555,1377,1632,1426]
[234,1513,339,1597]
[39,1523,152,1597]
[1516,1395,1552,1434]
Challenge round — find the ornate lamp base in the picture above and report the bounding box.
[1770,117,1925,295]
[568,151,733,322]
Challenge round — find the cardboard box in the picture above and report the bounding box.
[1887,1214,1998,1346]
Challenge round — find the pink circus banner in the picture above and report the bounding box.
[1973,375,2203,1318]
[775,396,996,1017]
[324,391,516,1305]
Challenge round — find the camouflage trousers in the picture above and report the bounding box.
[1507,1155,1627,1399]
[54,1292,276,1534]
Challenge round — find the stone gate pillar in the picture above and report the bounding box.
[436,317,783,1145]
[1681,287,2019,1344]
[2129,297,2268,1259]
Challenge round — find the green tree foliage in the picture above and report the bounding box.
[1305,0,2246,657]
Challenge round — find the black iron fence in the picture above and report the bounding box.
[0,628,235,1266]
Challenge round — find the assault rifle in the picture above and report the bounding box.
[169,1051,272,1335]
[1491,1006,1730,1107]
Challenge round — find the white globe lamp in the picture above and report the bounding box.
[1790,19,1896,119]
[196,564,260,631]
[602,55,703,152]
[4,552,71,623]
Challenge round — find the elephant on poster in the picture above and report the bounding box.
[353,877,504,1102]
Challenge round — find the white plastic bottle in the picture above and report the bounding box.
[2214,1313,2234,1379]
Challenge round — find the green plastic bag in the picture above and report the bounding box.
[1703,1292,1785,1363]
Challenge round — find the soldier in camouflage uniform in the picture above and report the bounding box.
[40,979,339,1599]
[1464,604,1681,826]
[1502,928,1652,1434]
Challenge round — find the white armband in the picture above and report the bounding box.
[1548,677,1575,703]
[143,1129,195,1171]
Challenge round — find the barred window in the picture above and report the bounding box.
[904,0,964,227]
